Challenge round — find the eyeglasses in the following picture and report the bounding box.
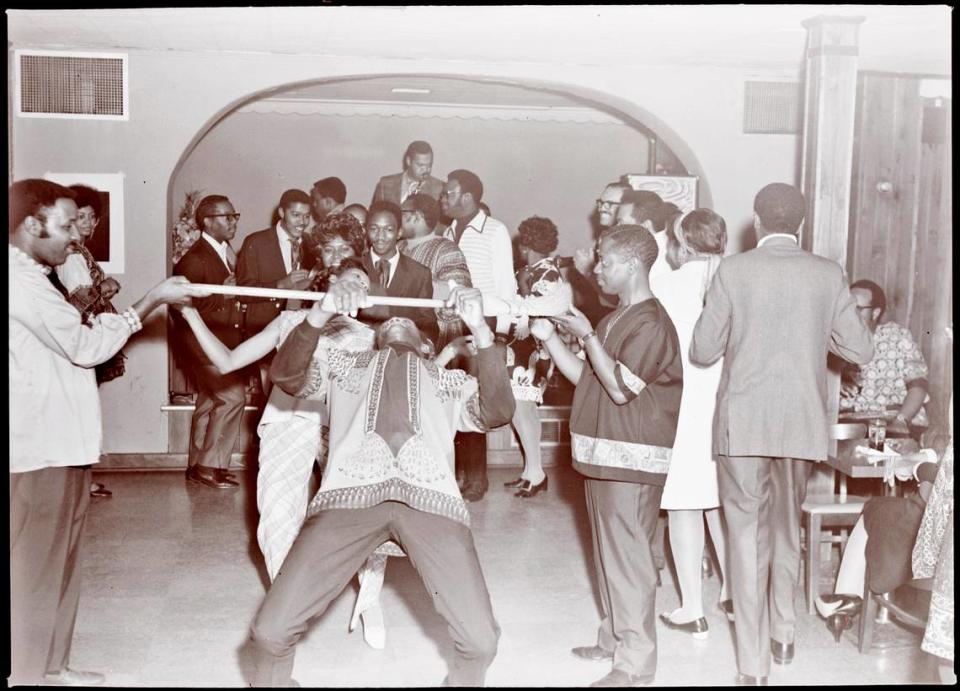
[855,305,875,312]
[595,199,621,210]
[442,189,460,199]
[206,213,241,221]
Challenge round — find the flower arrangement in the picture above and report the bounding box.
[172,189,204,264]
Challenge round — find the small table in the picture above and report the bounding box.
[824,436,920,496]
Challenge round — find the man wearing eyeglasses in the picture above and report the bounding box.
[172,194,247,489]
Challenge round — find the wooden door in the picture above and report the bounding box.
[848,72,953,431]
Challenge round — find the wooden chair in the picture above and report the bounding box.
[857,569,933,652]
[802,423,870,614]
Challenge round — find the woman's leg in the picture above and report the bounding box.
[814,516,868,617]
[665,509,706,621]
[511,399,545,485]
[704,507,731,603]
[351,552,389,649]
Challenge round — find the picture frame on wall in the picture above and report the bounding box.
[43,171,125,274]
[623,174,698,212]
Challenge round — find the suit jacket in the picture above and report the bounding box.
[371,173,444,207]
[172,238,244,367]
[362,251,437,344]
[690,236,874,461]
[236,227,291,335]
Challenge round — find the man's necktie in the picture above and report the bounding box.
[290,239,301,271]
[377,259,390,289]
[225,243,238,273]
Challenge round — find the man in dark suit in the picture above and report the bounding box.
[690,183,874,685]
[172,194,247,489]
[371,140,444,208]
[361,200,437,345]
[236,188,314,337]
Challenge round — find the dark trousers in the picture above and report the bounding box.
[187,364,247,470]
[585,478,662,677]
[455,431,488,492]
[9,465,91,685]
[717,456,811,678]
[250,502,500,687]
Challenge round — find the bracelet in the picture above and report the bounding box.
[121,307,143,334]
[582,331,598,344]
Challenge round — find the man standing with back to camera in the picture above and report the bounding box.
[690,183,874,686]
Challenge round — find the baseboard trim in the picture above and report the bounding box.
[98,447,570,470]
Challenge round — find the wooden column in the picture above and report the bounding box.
[800,16,864,508]
[800,15,865,266]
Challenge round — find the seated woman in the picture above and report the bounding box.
[841,279,930,439]
[816,397,953,643]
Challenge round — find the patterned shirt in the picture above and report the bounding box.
[400,235,472,350]
[842,321,929,425]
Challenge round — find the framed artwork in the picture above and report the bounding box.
[623,174,698,213]
[43,172,125,274]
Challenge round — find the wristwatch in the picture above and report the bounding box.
[894,413,909,425]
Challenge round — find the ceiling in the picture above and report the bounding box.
[7,6,951,72]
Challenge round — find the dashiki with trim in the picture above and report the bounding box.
[568,298,683,486]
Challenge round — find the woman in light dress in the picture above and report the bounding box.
[650,208,732,638]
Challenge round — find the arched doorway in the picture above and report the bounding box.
[165,74,708,438]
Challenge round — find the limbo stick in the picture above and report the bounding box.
[189,282,573,318]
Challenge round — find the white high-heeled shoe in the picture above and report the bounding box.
[360,605,386,650]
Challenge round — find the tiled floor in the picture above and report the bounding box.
[69,464,943,687]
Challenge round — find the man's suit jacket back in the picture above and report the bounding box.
[690,237,874,461]
[172,239,244,366]
[362,252,437,344]
[236,227,290,335]
[371,173,444,207]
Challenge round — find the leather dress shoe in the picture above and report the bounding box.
[571,645,614,661]
[43,668,105,686]
[462,481,488,502]
[735,673,768,686]
[189,466,238,489]
[503,476,525,488]
[719,599,735,622]
[590,669,655,687]
[89,482,112,498]
[771,639,794,665]
[658,612,709,639]
[516,475,548,497]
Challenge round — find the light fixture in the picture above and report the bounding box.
[391,87,431,94]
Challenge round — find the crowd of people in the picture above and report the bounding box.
[8,138,953,687]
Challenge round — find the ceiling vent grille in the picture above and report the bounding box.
[15,50,128,120]
[743,81,802,134]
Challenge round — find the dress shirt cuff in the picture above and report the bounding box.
[121,307,143,334]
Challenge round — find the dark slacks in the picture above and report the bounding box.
[249,502,500,687]
[584,478,662,677]
[187,363,247,470]
[455,431,488,492]
[717,455,811,678]
[9,465,91,685]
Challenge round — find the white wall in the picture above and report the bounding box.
[10,47,800,453]
[174,111,651,257]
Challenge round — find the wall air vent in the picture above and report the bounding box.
[15,50,128,121]
[743,80,802,134]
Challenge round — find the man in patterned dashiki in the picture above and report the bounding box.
[248,280,514,687]
[841,278,930,438]
[531,224,683,687]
